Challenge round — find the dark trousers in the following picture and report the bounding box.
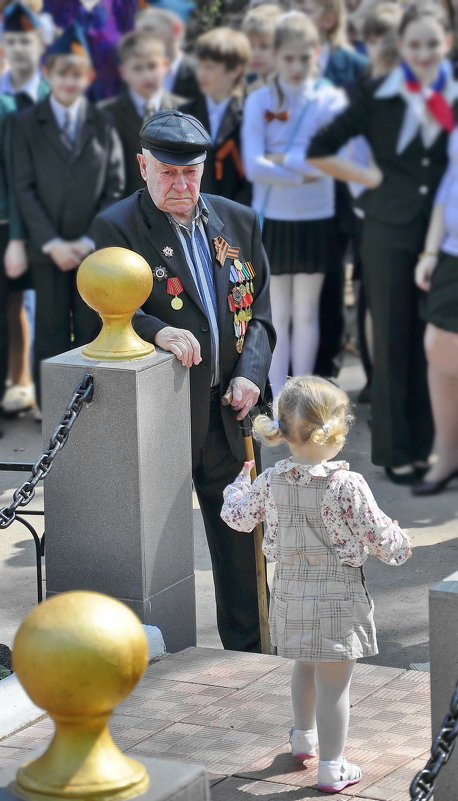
[193,392,261,652]
[32,256,99,406]
[360,216,433,467]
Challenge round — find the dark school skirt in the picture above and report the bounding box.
[422,251,458,334]
[262,217,340,276]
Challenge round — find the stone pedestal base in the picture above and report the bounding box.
[0,753,209,801]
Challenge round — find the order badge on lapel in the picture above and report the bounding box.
[152,266,168,282]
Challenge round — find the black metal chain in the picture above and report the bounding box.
[0,374,94,530]
[410,681,458,801]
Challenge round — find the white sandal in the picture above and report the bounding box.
[317,756,362,793]
[289,727,317,759]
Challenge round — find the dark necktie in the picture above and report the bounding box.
[61,110,73,148]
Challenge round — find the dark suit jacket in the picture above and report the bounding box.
[11,96,125,259]
[99,91,185,197]
[89,189,275,464]
[308,77,449,226]
[181,94,252,207]
[171,54,200,101]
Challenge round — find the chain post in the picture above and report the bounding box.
[0,374,94,530]
[410,682,458,801]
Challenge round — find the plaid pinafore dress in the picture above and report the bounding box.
[268,467,378,661]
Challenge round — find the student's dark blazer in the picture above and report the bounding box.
[89,189,274,465]
[99,90,185,197]
[171,53,200,101]
[308,77,450,227]
[181,93,252,206]
[11,96,125,260]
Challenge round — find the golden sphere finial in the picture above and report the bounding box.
[77,247,155,360]
[12,591,150,801]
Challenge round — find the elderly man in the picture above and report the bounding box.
[90,110,275,653]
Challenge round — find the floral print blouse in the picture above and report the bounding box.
[221,459,411,567]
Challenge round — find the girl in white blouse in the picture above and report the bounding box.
[221,375,411,794]
[241,12,346,398]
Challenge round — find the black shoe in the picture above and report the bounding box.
[385,467,417,485]
[411,469,458,496]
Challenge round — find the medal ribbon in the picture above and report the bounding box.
[213,236,240,266]
[166,277,184,297]
[401,61,455,133]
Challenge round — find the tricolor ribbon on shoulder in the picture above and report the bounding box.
[401,61,455,133]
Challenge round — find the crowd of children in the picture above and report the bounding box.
[1,0,457,500]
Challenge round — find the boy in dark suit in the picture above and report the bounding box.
[0,2,48,416]
[181,27,252,206]
[135,6,199,101]
[11,23,125,407]
[101,30,184,198]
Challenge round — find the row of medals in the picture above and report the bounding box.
[230,272,254,354]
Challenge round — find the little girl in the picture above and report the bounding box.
[221,376,411,794]
[241,11,347,398]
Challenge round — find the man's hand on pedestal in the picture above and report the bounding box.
[155,326,202,368]
[226,377,260,421]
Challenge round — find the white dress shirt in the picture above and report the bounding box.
[0,70,42,101]
[205,95,231,143]
[49,95,83,143]
[242,77,347,221]
[129,88,163,118]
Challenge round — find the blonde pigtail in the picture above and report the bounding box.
[252,413,284,447]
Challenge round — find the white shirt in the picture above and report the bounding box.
[205,95,231,143]
[0,70,42,101]
[129,88,163,118]
[375,62,458,154]
[49,94,83,142]
[242,78,347,221]
[163,53,184,93]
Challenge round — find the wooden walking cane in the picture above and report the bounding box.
[222,390,271,654]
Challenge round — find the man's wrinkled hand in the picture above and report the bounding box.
[155,326,202,368]
[225,377,260,421]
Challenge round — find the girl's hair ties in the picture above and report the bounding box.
[272,420,280,429]
[322,423,330,433]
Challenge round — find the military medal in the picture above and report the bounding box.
[213,236,240,266]
[166,276,184,309]
[229,264,239,283]
[162,246,174,258]
[152,265,168,282]
[236,336,245,353]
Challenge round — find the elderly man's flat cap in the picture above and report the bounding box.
[140,110,212,166]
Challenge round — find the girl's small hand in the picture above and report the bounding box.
[242,460,255,478]
[415,254,438,291]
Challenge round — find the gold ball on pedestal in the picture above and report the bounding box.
[77,247,155,360]
[12,591,150,801]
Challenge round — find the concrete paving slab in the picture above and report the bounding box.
[210,775,353,799]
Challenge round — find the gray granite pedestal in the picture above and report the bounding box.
[0,752,209,801]
[41,347,195,653]
[429,570,458,801]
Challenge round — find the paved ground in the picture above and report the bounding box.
[0,646,430,800]
[1,352,457,667]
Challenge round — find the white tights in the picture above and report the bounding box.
[291,659,355,761]
[269,273,325,398]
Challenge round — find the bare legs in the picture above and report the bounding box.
[423,323,458,481]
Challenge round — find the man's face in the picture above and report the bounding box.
[137,151,204,218]
[3,31,43,75]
